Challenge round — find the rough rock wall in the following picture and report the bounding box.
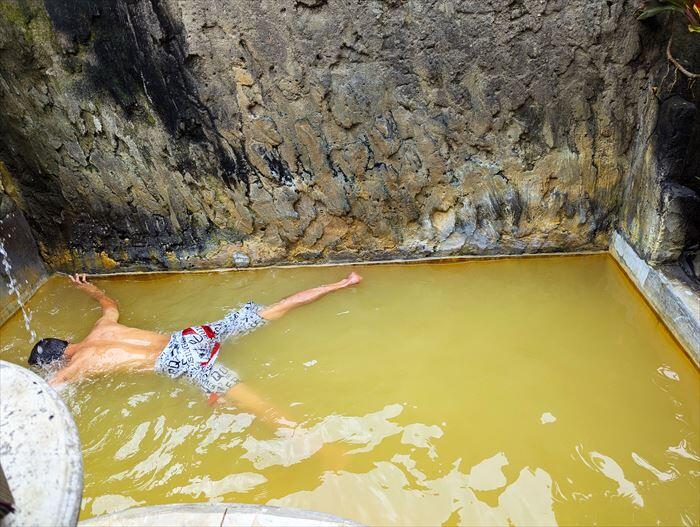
[618,21,700,274]
[0,0,659,271]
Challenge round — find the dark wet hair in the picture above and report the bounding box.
[28,338,68,366]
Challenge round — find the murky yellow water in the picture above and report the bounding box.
[1,255,698,525]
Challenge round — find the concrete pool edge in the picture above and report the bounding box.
[78,503,364,526]
[54,248,609,277]
[0,199,49,327]
[611,231,700,368]
[0,274,47,327]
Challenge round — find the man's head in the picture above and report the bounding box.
[28,338,68,367]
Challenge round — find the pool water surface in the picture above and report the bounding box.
[0,254,698,525]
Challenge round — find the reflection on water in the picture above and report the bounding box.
[631,452,678,482]
[0,255,698,525]
[272,448,557,527]
[575,446,644,507]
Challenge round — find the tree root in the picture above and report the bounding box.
[667,36,699,79]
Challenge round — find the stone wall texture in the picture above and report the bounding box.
[0,0,679,272]
[618,21,700,271]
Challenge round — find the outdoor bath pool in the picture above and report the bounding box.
[0,254,698,526]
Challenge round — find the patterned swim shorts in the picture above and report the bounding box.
[155,302,266,394]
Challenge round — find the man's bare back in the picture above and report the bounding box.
[37,272,362,417]
[47,275,171,385]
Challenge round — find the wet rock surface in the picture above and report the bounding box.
[0,0,666,271]
[618,22,700,273]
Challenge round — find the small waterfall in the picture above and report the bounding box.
[0,239,37,342]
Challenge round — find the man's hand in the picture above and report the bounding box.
[69,273,120,322]
[69,273,103,296]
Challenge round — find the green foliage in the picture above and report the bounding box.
[637,0,700,32]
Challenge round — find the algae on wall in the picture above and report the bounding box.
[0,0,664,271]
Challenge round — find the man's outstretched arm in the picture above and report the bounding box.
[69,274,120,323]
[258,271,362,321]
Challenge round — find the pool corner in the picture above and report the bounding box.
[611,231,700,368]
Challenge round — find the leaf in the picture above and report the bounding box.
[637,5,684,19]
[686,5,700,24]
[688,23,700,31]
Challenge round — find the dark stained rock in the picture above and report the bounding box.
[619,26,700,273]
[0,0,686,272]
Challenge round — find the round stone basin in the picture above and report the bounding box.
[0,360,83,526]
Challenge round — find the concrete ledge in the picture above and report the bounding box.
[0,361,83,526]
[0,198,48,326]
[79,503,363,527]
[611,231,700,367]
[69,250,608,278]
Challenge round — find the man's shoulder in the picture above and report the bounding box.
[84,319,126,341]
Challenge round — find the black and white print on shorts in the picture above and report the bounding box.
[154,302,265,394]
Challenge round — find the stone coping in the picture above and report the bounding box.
[611,231,700,367]
[0,274,46,327]
[0,204,49,326]
[79,503,363,527]
[58,249,608,278]
[0,361,83,526]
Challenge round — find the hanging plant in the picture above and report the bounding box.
[637,0,700,77]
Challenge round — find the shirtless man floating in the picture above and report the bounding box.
[29,272,362,417]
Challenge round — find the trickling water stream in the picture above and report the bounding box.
[0,238,37,343]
